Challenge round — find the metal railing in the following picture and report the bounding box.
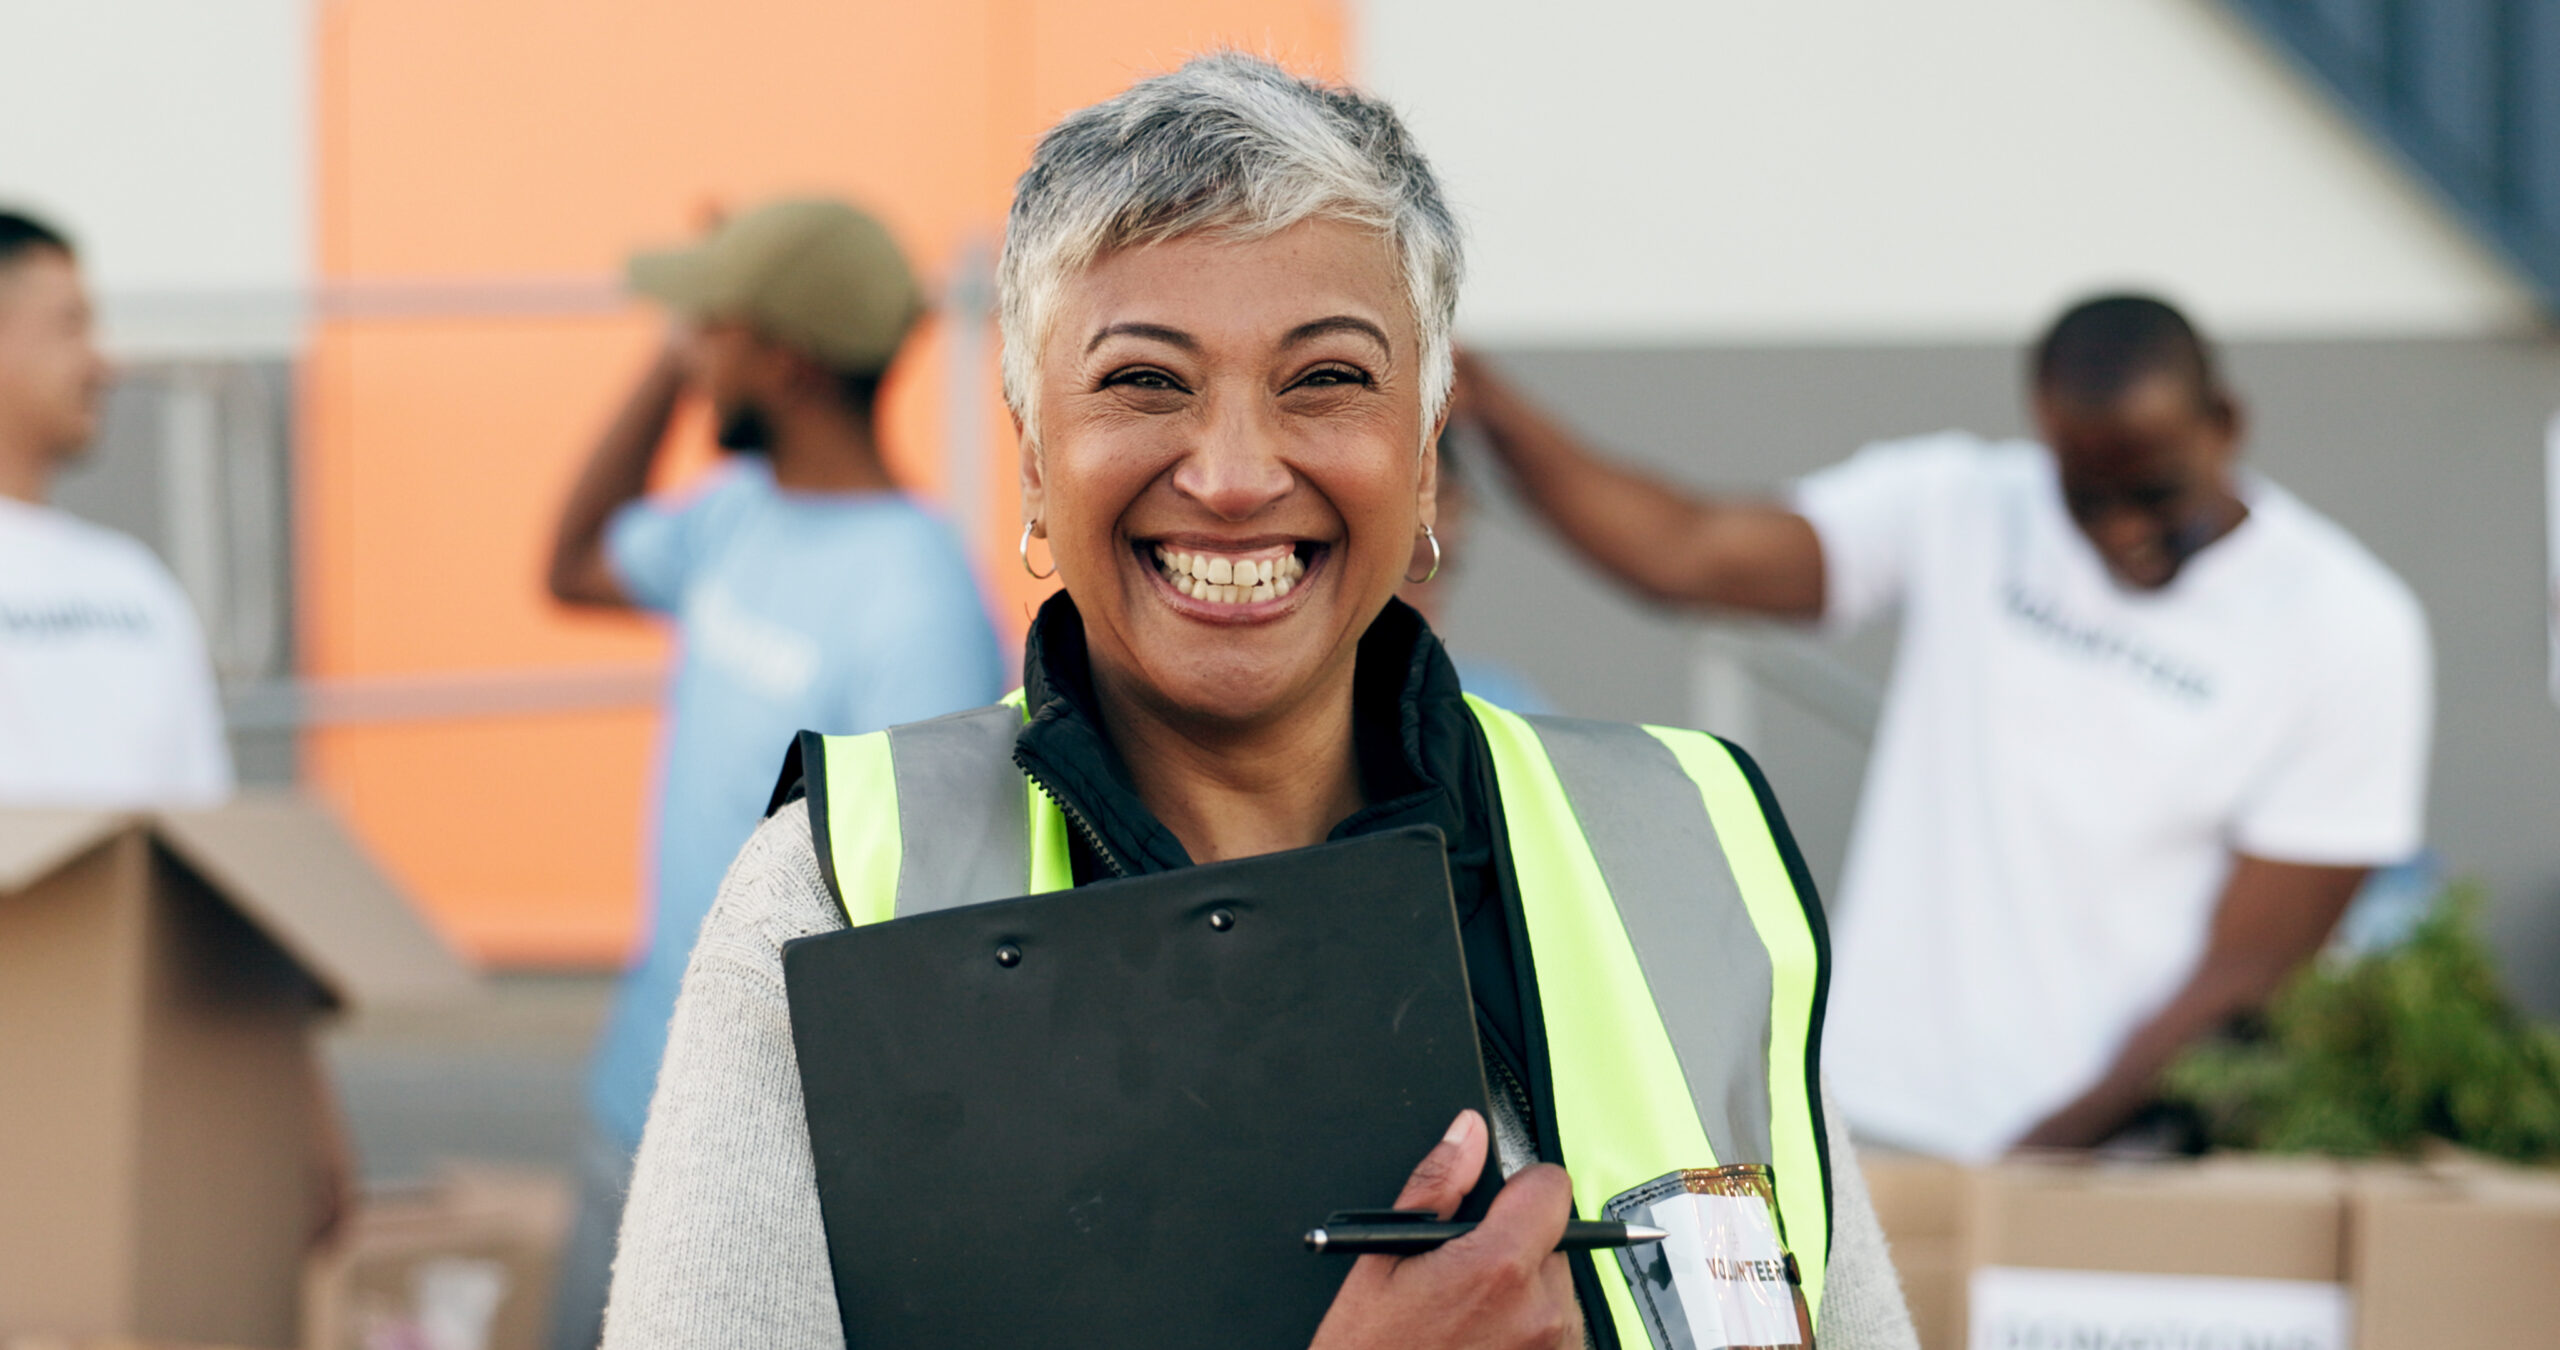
[70,257,1016,774]
[1687,623,1885,750]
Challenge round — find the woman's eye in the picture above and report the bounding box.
[1294,365,1372,389]
[1105,368,1184,392]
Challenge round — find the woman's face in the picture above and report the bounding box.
[1023,217,1437,731]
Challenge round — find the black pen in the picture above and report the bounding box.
[1305,1219,1670,1256]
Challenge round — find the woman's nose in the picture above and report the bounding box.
[1169,398,1293,520]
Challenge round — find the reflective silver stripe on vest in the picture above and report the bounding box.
[1521,713,1777,1169]
[870,702,1781,1173]
[886,705,1033,918]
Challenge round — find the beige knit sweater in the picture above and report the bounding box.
[603,802,1920,1349]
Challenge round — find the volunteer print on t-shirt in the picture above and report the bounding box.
[0,496,233,807]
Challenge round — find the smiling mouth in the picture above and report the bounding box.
[1142,542,1317,606]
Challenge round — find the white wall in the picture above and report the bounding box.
[0,0,310,356]
[1357,0,2540,343]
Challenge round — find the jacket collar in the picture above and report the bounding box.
[1013,593,1484,889]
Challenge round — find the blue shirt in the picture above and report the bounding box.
[588,461,1003,1147]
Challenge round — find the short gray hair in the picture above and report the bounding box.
[999,52,1463,445]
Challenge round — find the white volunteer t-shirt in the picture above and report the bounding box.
[1794,433,2430,1161]
[0,497,233,806]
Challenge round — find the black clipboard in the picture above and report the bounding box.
[782,826,1501,1349]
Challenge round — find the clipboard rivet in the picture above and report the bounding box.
[1208,907,1235,932]
[994,942,1022,968]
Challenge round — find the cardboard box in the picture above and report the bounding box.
[1974,1153,2350,1279]
[1865,1152,2358,1349]
[1968,1154,2354,1350]
[301,1167,571,1350]
[0,799,472,1350]
[1859,1151,1972,1350]
[2349,1158,2560,1350]
[1861,1148,2560,1348]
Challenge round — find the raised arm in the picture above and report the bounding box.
[546,338,688,608]
[2013,855,2366,1150]
[1453,350,1825,620]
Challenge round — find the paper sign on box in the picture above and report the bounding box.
[1967,1266,2351,1350]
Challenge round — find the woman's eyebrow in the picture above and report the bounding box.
[1087,322,1196,353]
[1282,315,1390,351]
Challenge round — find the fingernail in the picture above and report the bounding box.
[1444,1109,1480,1146]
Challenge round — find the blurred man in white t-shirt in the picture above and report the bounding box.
[1458,296,2430,1160]
[0,210,232,806]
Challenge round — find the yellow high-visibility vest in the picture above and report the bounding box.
[787,692,1833,1346]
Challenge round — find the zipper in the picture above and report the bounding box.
[1483,1036,1539,1144]
[1014,751,1132,879]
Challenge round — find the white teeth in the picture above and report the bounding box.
[1151,547,1311,605]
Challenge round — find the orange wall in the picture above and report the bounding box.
[308,0,1346,965]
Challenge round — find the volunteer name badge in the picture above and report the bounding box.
[1605,1165,1810,1350]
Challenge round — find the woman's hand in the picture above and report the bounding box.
[1307,1110,1585,1350]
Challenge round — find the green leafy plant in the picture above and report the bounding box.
[2161,882,2560,1163]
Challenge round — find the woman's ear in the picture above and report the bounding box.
[1416,414,1447,533]
[1015,409,1047,536]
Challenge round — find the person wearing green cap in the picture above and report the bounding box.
[543,197,1003,1350]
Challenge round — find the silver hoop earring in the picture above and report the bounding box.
[1405,522,1442,585]
[1019,521,1057,580]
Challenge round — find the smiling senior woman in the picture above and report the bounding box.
[602,54,1915,1350]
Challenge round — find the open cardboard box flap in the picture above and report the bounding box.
[0,795,473,1346]
[0,808,127,895]
[0,793,473,1009]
